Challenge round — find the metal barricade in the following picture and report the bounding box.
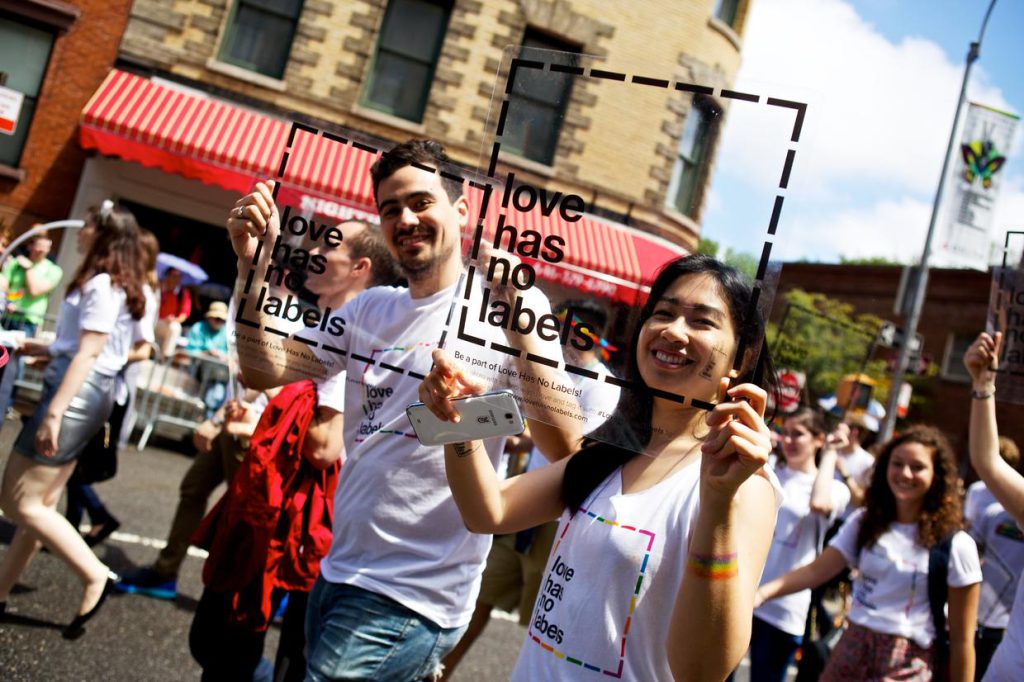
[4,313,57,416]
[135,351,230,450]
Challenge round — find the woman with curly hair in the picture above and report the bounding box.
[756,425,982,681]
[0,202,147,639]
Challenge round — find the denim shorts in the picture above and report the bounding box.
[304,578,468,681]
[14,355,116,466]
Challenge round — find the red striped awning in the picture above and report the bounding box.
[80,69,686,304]
[79,69,375,206]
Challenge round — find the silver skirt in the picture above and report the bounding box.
[14,355,116,466]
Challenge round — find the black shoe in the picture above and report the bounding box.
[84,519,121,548]
[62,573,118,640]
[0,601,6,618]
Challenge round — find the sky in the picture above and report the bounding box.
[703,0,1024,266]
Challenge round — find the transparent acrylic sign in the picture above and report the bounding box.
[229,47,808,456]
[442,46,806,454]
[987,231,1024,403]
[231,124,385,389]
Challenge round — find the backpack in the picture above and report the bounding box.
[927,534,956,682]
[191,380,338,631]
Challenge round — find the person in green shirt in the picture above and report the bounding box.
[0,230,64,330]
[0,230,64,417]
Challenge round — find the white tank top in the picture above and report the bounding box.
[511,459,782,681]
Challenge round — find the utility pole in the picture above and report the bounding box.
[880,0,999,442]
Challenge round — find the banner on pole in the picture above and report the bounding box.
[939,102,1018,269]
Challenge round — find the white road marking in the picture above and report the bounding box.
[104,530,209,559]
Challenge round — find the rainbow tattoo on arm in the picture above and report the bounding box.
[687,551,739,580]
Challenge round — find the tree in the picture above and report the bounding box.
[769,289,889,407]
[838,255,904,266]
[697,237,719,257]
[721,248,758,280]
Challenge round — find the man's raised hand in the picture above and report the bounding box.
[227,180,279,263]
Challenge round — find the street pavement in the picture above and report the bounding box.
[0,419,523,681]
[0,418,762,681]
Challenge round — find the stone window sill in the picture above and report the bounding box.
[351,104,427,136]
[708,16,742,51]
[496,150,557,179]
[205,59,288,92]
[0,163,25,183]
[0,0,79,32]
[661,205,701,238]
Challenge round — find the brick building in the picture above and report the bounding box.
[0,0,132,235]
[776,262,1024,454]
[55,0,757,299]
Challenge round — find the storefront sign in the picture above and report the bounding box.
[0,85,24,135]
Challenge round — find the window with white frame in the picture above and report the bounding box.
[0,15,55,168]
[501,29,581,166]
[941,332,975,383]
[218,0,304,80]
[362,0,453,122]
[666,97,720,218]
[713,0,740,27]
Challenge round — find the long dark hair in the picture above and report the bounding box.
[563,255,778,512]
[139,228,160,289]
[70,204,146,320]
[855,424,962,552]
[778,407,827,468]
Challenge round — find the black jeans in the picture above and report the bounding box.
[189,587,309,682]
[975,626,1004,681]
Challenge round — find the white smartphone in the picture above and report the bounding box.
[406,389,525,446]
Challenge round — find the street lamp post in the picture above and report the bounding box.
[880,0,999,442]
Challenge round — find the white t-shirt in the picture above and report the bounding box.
[837,446,875,483]
[511,462,783,681]
[133,285,158,345]
[755,467,851,635]
[965,482,1024,629]
[835,446,874,519]
[48,274,135,377]
[983,573,1024,681]
[314,279,567,629]
[830,508,982,648]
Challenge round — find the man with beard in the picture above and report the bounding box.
[227,139,580,680]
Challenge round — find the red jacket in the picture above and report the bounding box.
[192,380,338,630]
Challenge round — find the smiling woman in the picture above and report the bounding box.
[425,254,787,680]
[757,425,982,682]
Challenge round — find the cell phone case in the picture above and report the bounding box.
[406,390,525,446]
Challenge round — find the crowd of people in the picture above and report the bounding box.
[0,137,1022,682]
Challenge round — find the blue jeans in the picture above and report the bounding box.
[749,615,803,682]
[304,579,467,681]
[203,381,227,419]
[0,317,37,416]
[65,484,115,530]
